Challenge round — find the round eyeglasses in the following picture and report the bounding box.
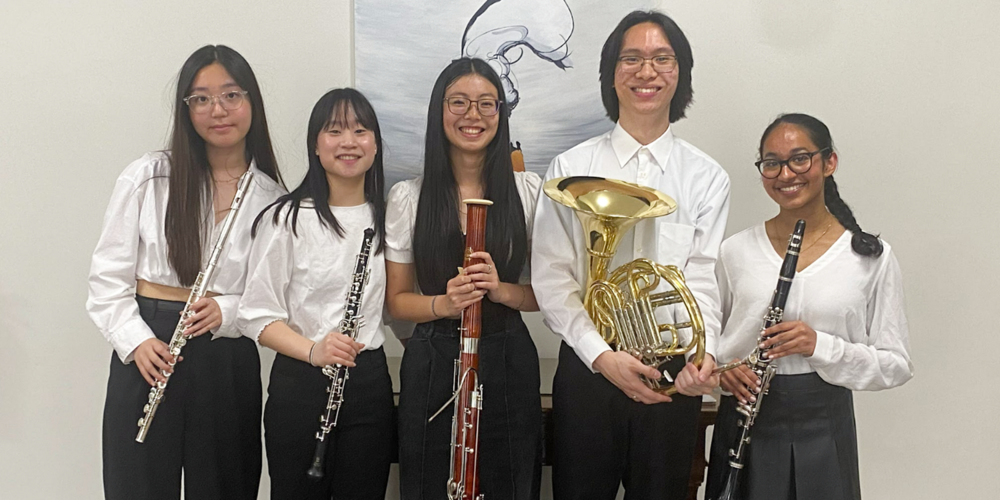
[183,90,249,114]
[444,96,502,116]
[755,148,831,179]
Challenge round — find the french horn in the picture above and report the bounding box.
[544,176,705,394]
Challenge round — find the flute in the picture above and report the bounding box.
[429,198,492,500]
[136,170,255,443]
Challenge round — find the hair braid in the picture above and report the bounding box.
[824,175,883,257]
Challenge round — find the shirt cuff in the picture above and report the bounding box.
[809,329,837,365]
[111,317,156,364]
[574,331,613,374]
[385,248,412,264]
[243,317,283,343]
[210,294,241,340]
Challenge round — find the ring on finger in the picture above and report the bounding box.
[632,394,639,401]
[486,264,492,273]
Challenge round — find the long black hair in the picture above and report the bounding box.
[166,45,284,286]
[599,10,695,123]
[759,113,883,257]
[412,58,527,294]
[253,88,386,254]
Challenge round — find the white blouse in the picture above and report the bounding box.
[383,171,543,339]
[237,201,386,350]
[716,224,914,392]
[87,152,286,363]
[385,171,542,281]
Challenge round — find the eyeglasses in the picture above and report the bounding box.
[183,90,249,114]
[617,55,678,74]
[444,96,502,116]
[755,148,831,179]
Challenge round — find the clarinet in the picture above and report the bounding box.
[712,219,805,500]
[429,199,491,500]
[306,227,375,480]
[136,170,255,443]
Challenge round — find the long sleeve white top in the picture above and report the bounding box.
[237,201,386,350]
[532,124,731,371]
[86,152,286,363]
[716,224,914,391]
[383,171,542,339]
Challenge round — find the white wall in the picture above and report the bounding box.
[1,0,996,498]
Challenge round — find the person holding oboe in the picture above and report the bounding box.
[707,113,914,500]
[236,89,393,500]
[86,45,286,499]
[385,57,543,499]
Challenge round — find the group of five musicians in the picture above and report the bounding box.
[86,10,913,500]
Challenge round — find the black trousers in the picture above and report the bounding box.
[102,296,262,500]
[263,349,394,500]
[551,342,701,500]
[398,313,542,500]
[706,373,861,500]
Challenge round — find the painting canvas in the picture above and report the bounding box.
[356,0,654,186]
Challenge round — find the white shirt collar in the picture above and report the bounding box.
[610,122,675,173]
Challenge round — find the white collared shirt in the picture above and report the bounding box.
[532,123,730,371]
[237,201,386,349]
[86,151,286,363]
[716,224,913,391]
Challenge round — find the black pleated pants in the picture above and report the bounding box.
[551,341,701,500]
[102,296,262,500]
[263,349,394,500]
[398,312,542,500]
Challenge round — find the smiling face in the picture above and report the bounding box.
[315,103,376,184]
[442,73,500,157]
[614,22,678,122]
[187,62,251,153]
[760,123,837,211]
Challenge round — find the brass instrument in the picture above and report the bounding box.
[544,176,705,394]
[136,170,255,443]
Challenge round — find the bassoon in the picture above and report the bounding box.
[429,199,492,500]
[711,219,805,500]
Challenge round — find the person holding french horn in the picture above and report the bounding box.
[706,114,914,500]
[532,11,729,500]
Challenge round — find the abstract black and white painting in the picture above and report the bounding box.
[356,0,653,185]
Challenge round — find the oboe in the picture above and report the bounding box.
[429,199,492,500]
[306,227,375,480]
[136,170,255,443]
[711,219,805,500]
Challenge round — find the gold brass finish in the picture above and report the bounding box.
[543,176,706,395]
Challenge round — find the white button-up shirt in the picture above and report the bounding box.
[532,124,730,371]
[86,152,286,363]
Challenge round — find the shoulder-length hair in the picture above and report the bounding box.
[412,57,527,294]
[253,88,386,255]
[166,45,284,286]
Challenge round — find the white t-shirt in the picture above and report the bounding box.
[86,151,286,362]
[716,224,913,391]
[237,201,386,350]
